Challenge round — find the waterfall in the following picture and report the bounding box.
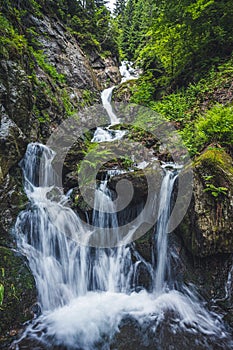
[13,145,232,349]
[15,144,137,310]
[92,61,137,141]
[101,87,119,125]
[119,61,140,83]
[12,62,233,349]
[154,170,177,292]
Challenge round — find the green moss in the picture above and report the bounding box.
[194,148,233,179]
[32,49,65,84]
[0,14,28,59]
[0,247,36,340]
[38,112,50,124]
[113,80,136,102]
[61,89,76,117]
[80,89,94,107]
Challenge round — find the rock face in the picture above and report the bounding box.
[91,54,121,87]
[0,61,33,138]
[27,14,101,93]
[1,3,233,347]
[0,247,36,347]
[0,111,28,249]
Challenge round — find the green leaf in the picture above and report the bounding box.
[0,284,4,306]
[211,191,219,197]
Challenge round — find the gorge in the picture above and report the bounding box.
[8,65,233,349]
[0,1,233,349]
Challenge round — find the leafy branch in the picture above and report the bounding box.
[203,175,228,198]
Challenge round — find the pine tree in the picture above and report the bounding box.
[113,0,126,17]
[94,0,107,8]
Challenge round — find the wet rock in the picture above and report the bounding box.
[0,61,33,137]
[0,111,28,246]
[172,147,233,327]
[0,247,36,348]
[0,170,27,248]
[0,112,27,181]
[112,80,136,103]
[110,313,233,350]
[91,55,121,88]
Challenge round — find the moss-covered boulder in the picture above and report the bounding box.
[112,80,136,103]
[0,247,36,347]
[176,147,233,257]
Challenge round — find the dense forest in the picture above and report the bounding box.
[0,0,233,348]
[113,0,233,157]
[1,0,233,157]
[0,0,118,54]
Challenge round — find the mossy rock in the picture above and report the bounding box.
[134,227,154,264]
[194,147,233,182]
[176,147,233,257]
[0,247,36,346]
[112,80,136,103]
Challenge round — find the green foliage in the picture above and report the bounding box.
[195,105,233,147]
[115,0,233,88]
[150,92,194,124]
[0,283,4,306]
[180,105,233,155]
[128,50,233,157]
[80,90,93,107]
[37,112,50,124]
[203,175,228,198]
[78,143,114,185]
[204,183,228,198]
[119,155,134,170]
[130,72,156,105]
[61,89,76,117]
[0,13,27,58]
[43,0,118,55]
[32,50,65,83]
[1,0,119,58]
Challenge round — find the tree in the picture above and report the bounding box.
[113,0,126,17]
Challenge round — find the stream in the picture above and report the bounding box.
[12,63,233,349]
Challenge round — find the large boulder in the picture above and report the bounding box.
[176,147,233,257]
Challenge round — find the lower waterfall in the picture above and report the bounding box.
[13,143,233,349]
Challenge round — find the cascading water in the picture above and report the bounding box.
[153,170,178,293]
[12,63,233,349]
[101,87,119,125]
[13,145,233,349]
[91,61,137,142]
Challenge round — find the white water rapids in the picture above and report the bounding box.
[13,63,233,349]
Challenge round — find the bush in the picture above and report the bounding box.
[195,105,233,148]
[0,14,27,58]
[181,105,233,155]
